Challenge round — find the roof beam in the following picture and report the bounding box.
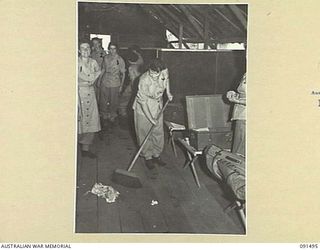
[153,5,196,38]
[204,8,210,49]
[229,5,247,30]
[178,5,205,40]
[190,5,223,36]
[157,5,197,38]
[140,5,190,49]
[178,23,183,49]
[147,5,178,30]
[146,5,193,44]
[213,8,243,33]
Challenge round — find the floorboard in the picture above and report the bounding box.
[75,121,245,234]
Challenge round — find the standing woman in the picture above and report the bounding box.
[226,73,246,156]
[90,37,106,102]
[119,45,144,119]
[132,58,173,173]
[98,42,126,126]
[127,45,144,84]
[78,42,101,158]
[90,37,106,68]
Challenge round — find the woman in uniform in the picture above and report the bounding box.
[90,37,106,102]
[78,42,101,158]
[98,42,126,126]
[226,73,246,156]
[119,45,144,122]
[132,58,173,174]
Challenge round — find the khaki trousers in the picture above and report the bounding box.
[232,120,246,156]
[134,110,164,160]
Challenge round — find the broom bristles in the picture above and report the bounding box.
[112,169,142,188]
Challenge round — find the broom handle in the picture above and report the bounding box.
[127,99,170,172]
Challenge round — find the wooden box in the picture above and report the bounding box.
[186,95,232,150]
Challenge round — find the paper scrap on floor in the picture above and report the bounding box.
[90,183,120,203]
[151,200,158,206]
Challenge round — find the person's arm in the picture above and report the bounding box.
[78,70,94,87]
[97,57,107,87]
[78,60,101,87]
[162,69,173,101]
[119,57,126,93]
[226,91,246,106]
[92,60,101,82]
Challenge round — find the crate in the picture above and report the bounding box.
[186,95,232,150]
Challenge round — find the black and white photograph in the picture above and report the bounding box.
[76,1,247,234]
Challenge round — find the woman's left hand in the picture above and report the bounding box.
[167,93,173,101]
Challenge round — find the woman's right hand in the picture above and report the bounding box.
[150,118,157,125]
[226,91,235,99]
[226,91,239,102]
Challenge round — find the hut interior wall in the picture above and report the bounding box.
[159,50,246,101]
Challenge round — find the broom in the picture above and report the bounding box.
[112,99,170,188]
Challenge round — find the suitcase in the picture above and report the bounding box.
[186,95,232,150]
[189,129,232,150]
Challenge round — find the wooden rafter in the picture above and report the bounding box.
[152,5,195,38]
[148,5,178,30]
[182,5,215,48]
[237,6,247,17]
[190,5,222,36]
[229,5,247,30]
[140,5,190,49]
[177,5,204,40]
[213,8,243,33]
[157,5,197,38]
[178,23,183,49]
[168,4,203,40]
[204,8,210,49]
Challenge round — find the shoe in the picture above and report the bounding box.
[98,131,104,141]
[153,156,166,166]
[149,171,158,179]
[109,117,118,128]
[101,119,109,131]
[119,116,129,130]
[149,166,159,179]
[145,159,156,170]
[82,150,97,159]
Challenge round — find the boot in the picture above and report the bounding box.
[153,156,166,166]
[145,159,156,169]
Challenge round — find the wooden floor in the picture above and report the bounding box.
[75,120,245,234]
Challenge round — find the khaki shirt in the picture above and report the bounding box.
[101,54,126,88]
[90,48,106,68]
[133,69,168,118]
